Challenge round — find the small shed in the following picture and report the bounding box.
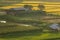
[49,23,60,30]
[5,7,26,15]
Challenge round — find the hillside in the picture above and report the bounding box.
[0,14,60,40]
[0,0,60,40]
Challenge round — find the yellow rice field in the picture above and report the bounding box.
[0,1,60,14]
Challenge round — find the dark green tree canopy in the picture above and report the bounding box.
[38,4,45,11]
[24,5,33,10]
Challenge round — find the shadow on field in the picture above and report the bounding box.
[0,29,43,38]
[44,38,60,40]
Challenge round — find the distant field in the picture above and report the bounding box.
[0,1,60,15]
[0,0,23,6]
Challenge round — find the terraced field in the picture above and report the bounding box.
[0,1,60,15]
[0,14,60,40]
[0,0,60,40]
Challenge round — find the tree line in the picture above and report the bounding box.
[4,4,46,16]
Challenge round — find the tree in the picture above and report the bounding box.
[38,4,46,16]
[38,4,45,11]
[24,5,33,11]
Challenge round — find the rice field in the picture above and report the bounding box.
[0,14,59,40]
[0,1,60,13]
[0,0,60,40]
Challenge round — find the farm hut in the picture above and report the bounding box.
[5,7,26,15]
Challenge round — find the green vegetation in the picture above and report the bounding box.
[0,14,60,40]
[0,1,60,40]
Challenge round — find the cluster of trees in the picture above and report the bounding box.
[5,4,46,16]
[23,4,46,15]
[24,5,33,11]
[24,4,45,11]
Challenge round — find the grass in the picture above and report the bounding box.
[0,9,60,40]
[0,32,60,40]
[0,15,60,40]
[0,0,60,40]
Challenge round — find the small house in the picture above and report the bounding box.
[5,7,26,15]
